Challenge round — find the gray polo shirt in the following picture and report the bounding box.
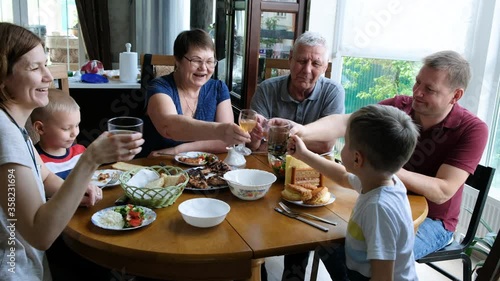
[250,75,345,125]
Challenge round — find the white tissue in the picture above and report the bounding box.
[126,169,159,187]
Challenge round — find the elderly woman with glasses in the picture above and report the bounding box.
[140,29,249,157]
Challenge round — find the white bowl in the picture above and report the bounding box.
[178,198,230,228]
[223,169,277,200]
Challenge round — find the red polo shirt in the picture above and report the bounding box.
[380,95,488,231]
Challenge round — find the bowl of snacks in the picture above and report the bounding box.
[178,198,230,228]
[223,169,277,200]
[120,165,189,208]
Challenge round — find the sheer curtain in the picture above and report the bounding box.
[135,0,190,55]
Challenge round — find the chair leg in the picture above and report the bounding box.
[462,254,472,281]
[310,248,320,281]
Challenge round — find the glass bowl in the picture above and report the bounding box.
[268,153,286,179]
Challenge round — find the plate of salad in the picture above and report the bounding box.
[91,204,156,230]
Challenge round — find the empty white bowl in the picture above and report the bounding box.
[223,169,277,200]
[178,198,230,228]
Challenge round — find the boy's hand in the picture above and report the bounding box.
[80,183,103,207]
[287,134,309,160]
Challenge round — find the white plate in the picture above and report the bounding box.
[184,167,228,191]
[91,169,122,188]
[282,192,336,207]
[91,205,156,230]
[175,151,218,166]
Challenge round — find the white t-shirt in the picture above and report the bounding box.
[346,173,418,280]
[0,110,51,281]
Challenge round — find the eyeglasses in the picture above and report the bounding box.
[183,56,218,69]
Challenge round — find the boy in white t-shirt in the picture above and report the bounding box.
[288,104,420,281]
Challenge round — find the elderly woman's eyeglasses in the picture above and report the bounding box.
[183,56,218,69]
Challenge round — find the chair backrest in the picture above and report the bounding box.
[48,64,70,94]
[140,54,176,81]
[475,228,500,281]
[139,54,176,113]
[461,165,495,248]
[263,58,332,80]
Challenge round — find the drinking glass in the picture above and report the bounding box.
[235,109,258,156]
[267,122,290,179]
[107,117,143,134]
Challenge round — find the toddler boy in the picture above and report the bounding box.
[31,88,85,179]
[288,104,420,280]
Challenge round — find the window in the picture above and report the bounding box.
[309,0,500,197]
[1,0,86,71]
[341,57,421,113]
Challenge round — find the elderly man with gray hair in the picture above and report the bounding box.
[249,31,345,154]
[251,31,345,281]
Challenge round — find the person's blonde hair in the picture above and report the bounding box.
[31,89,80,122]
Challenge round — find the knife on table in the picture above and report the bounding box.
[274,207,329,232]
[278,202,337,226]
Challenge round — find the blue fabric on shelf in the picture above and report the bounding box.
[81,73,109,83]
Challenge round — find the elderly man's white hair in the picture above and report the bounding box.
[292,31,329,62]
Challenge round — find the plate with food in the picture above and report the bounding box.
[282,192,336,207]
[175,151,218,166]
[91,169,122,188]
[281,184,335,207]
[91,204,156,230]
[184,160,232,191]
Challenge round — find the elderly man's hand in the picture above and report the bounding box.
[268,118,303,136]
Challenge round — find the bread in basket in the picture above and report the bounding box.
[119,165,188,208]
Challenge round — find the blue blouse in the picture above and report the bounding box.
[139,73,230,157]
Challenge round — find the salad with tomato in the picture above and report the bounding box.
[114,204,145,228]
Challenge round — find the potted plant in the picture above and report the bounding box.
[464,208,498,277]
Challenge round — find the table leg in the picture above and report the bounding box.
[238,258,264,281]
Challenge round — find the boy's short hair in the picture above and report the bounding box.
[347,104,419,174]
[31,89,80,122]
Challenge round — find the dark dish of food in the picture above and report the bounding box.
[186,160,231,189]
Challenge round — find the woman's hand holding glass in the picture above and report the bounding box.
[235,109,258,156]
[87,131,144,164]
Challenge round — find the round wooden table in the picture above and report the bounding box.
[63,154,428,281]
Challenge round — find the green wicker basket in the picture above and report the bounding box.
[119,165,188,208]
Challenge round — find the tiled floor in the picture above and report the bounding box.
[264,254,473,281]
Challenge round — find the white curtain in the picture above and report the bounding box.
[135,0,190,55]
[340,0,478,61]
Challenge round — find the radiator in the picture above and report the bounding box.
[457,185,500,238]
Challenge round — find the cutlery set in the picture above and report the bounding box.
[275,201,337,232]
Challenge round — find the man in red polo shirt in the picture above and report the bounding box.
[289,50,488,278]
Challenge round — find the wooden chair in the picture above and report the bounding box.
[139,54,176,112]
[47,64,70,94]
[263,58,332,80]
[416,164,495,281]
[140,54,176,81]
[26,64,70,143]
